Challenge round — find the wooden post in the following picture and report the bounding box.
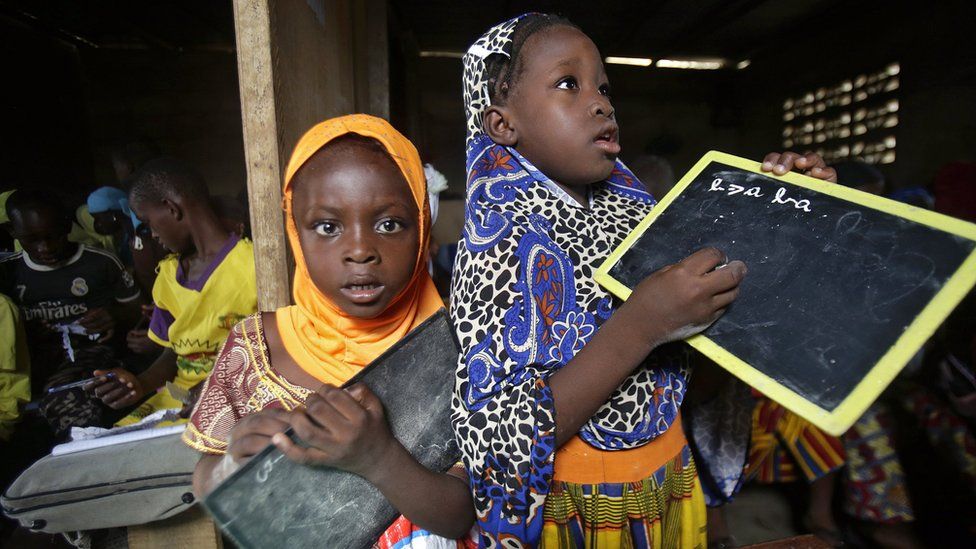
[232,0,388,311]
[233,0,290,311]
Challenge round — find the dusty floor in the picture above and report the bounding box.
[725,484,800,545]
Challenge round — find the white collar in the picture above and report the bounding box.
[23,244,85,272]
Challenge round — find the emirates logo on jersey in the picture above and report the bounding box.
[70,277,89,297]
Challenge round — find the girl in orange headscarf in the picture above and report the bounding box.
[184,115,475,546]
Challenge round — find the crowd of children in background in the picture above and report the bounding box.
[0,141,256,542]
[1,12,975,549]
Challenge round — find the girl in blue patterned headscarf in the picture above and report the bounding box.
[449,14,742,548]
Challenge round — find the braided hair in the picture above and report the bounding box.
[484,14,579,105]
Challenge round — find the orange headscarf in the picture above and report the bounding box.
[275,114,444,385]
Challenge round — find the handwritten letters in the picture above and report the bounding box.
[709,177,812,212]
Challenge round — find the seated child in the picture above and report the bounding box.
[87,186,170,359]
[0,190,142,436]
[0,191,16,253]
[1,189,113,254]
[451,14,836,547]
[185,115,475,546]
[89,158,257,425]
[0,292,31,541]
[0,293,30,442]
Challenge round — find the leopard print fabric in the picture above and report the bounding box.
[452,15,692,547]
[462,16,518,154]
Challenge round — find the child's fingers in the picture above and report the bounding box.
[93,379,128,397]
[703,260,747,293]
[273,432,332,466]
[681,247,727,275]
[807,165,837,182]
[256,408,292,424]
[235,410,291,438]
[346,383,383,416]
[79,309,112,331]
[712,286,741,310]
[772,152,801,174]
[230,434,276,459]
[304,391,347,427]
[93,379,128,398]
[761,152,782,171]
[322,385,369,423]
[796,153,826,170]
[313,383,339,395]
[98,385,132,403]
[105,388,138,408]
[87,371,115,389]
[289,409,334,449]
[344,383,368,402]
[795,153,834,181]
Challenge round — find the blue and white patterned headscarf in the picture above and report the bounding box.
[450,15,690,547]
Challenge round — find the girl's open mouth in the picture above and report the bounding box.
[340,283,386,304]
[593,126,620,155]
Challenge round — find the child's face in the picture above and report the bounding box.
[130,198,190,253]
[92,211,123,236]
[291,145,420,319]
[10,208,73,266]
[505,25,619,186]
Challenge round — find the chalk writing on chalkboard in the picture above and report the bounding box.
[708,177,813,212]
[597,151,976,435]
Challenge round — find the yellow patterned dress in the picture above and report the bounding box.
[541,416,707,548]
[116,235,256,426]
[747,396,845,484]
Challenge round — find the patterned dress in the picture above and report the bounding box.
[451,15,706,547]
[747,395,845,484]
[843,389,976,524]
[184,314,475,549]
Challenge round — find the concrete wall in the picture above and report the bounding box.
[729,0,976,190]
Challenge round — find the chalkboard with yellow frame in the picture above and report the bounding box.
[596,151,976,435]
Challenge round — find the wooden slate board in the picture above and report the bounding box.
[202,309,461,548]
[596,151,976,435]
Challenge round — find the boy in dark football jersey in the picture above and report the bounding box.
[0,190,142,436]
